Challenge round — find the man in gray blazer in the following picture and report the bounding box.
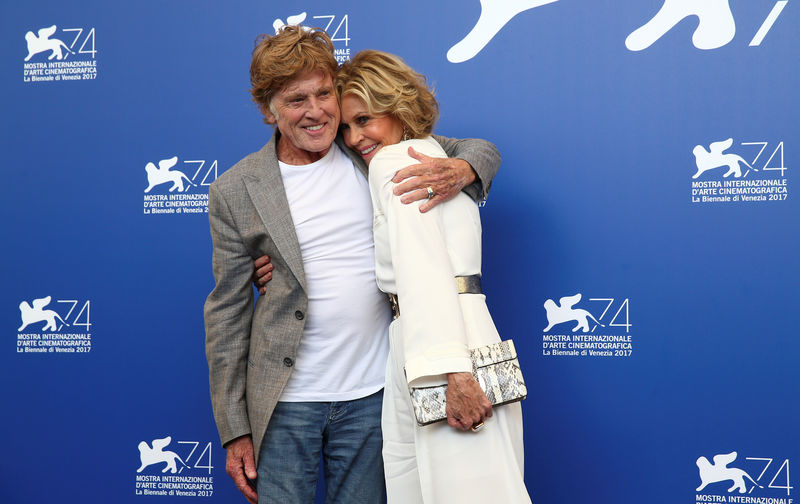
[204,26,500,504]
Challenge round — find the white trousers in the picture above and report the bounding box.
[381,301,532,503]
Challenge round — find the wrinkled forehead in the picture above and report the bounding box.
[276,68,336,97]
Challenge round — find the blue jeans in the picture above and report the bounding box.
[257,389,386,504]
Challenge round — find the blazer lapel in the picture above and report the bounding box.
[242,135,307,292]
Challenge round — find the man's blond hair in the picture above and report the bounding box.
[250,26,338,123]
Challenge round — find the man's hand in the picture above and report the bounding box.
[225,435,258,504]
[445,372,493,431]
[392,147,477,213]
[253,255,273,295]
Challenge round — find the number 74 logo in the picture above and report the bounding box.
[543,294,631,333]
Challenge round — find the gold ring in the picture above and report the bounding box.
[471,421,484,432]
[426,186,434,199]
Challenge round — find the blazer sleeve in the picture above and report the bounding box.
[370,141,473,386]
[204,182,255,446]
[433,134,501,202]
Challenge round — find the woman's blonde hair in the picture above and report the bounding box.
[336,50,439,138]
[250,26,338,123]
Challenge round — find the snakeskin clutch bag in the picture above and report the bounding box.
[409,340,527,426]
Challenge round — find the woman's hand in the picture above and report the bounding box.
[252,255,272,295]
[445,372,493,431]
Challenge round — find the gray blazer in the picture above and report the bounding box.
[204,132,500,464]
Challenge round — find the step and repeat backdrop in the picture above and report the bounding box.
[2,1,797,503]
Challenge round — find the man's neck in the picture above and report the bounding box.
[276,134,331,166]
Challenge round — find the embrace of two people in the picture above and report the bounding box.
[204,26,530,503]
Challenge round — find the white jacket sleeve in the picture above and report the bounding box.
[369,139,472,386]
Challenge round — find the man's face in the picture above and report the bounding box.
[266,70,340,165]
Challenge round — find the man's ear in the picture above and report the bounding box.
[262,105,277,125]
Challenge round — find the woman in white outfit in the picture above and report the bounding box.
[336,50,531,503]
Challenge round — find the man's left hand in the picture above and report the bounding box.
[392,147,477,213]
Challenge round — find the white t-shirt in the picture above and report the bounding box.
[277,143,391,401]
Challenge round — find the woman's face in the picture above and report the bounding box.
[339,94,404,165]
